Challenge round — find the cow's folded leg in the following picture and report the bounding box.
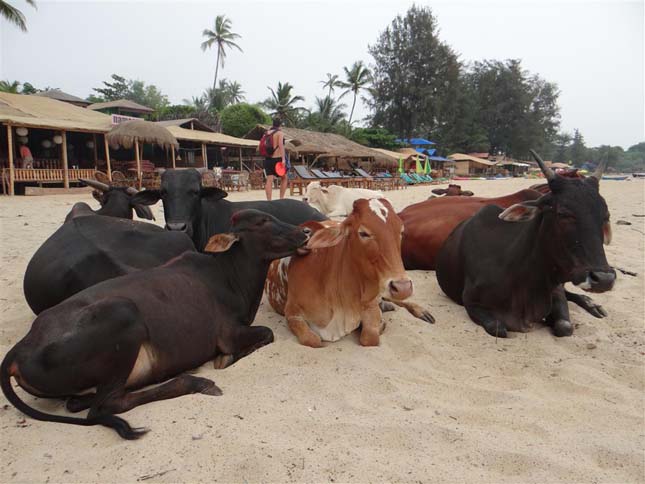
[465,305,507,338]
[546,286,574,337]
[565,289,607,318]
[382,297,435,324]
[287,315,323,348]
[214,325,275,369]
[95,375,221,417]
[359,304,382,346]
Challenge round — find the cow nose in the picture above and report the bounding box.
[388,279,413,300]
[166,222,187,232]
[302,227,312,237]
[302,197,309,203]
[588,270,616,292]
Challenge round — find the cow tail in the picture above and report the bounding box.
[0,349,147,440]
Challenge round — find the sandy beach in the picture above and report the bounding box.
[0,178,643,483]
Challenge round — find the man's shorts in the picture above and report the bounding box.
[264,157,282,177]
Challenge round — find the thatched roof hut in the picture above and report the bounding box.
[88,99,154,115]
[34,89,90,108]
[245,125,382,167]
[106,120,178,149]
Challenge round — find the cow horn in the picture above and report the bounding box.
[529,149,556,182]
[591,158,608,180]
[79,178,110,192]
[125,186,139,196]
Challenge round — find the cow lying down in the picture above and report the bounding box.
[304,181,384,217]
[2,210,310,439]
[265,198,434,348]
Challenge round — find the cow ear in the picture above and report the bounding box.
[130,190,161,206]
[321,188,329,194]
[603,220,612,245]
[201,187,228,201]
[305,225,346,250]
[432,188,447,195]
[498,200,540,222]
[204,233,239,253]
[132,204,155,221]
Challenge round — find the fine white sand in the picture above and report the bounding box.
[0,178,643,483]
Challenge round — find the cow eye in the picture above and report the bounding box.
[358,230,372,239]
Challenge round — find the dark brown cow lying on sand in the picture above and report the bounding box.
[265,198,433,348]
[2,210,310,439]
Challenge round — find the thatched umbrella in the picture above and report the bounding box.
[106,120,178,188]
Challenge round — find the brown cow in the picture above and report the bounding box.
[265,198,433,348]
[400,189,541,270]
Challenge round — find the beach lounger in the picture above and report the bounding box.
[290,165,317,196]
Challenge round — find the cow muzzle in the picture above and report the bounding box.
[388,278,413,300]
[166,222,187,232]
[575,269,616,293]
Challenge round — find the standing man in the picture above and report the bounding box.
[264,117,288,200]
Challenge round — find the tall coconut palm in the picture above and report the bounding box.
[320,73,342,98]
[307,96,347,132]
[226,80,245,104]
[0,0,37,32]
[201,15,243,91]
[262,82,305,125]
[339,61,372,126]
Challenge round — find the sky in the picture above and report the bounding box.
[1,0,643,148]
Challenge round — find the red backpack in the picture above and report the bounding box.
[259,129,277,157]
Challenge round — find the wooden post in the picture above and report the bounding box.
[171,146,176,168]
[103,134,112,181]
[239,147,243,171]
[134,138,142,189]
[92,134,98,169]
[6,124,14,196]
[202,143,208,168]
[61,130,69,189]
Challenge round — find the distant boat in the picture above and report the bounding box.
[602,175,629,181]
[633,173,645,179]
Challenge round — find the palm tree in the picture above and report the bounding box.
[339,61,372,126]
[226,81,245,104]
[262,82,305,125]
[0,0,37,32]
[306,96,347,133]
[200,15,243,91]
[0,80,21,93]
[320,73,342,98]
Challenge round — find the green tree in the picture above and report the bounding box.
[351,127,401,150]
[92,74,130,101]
[220,103,270,138]
[0,80,21,93]
[552,132,572,163]
[0,0,36,32]
[225,80,245,104]
[466,59,560,157]
[339,61,372,126]
[21,82,38,94]
[201,15,243,91]
[262,81,305,125]
[305,96,347,133]
[368,5,462,140]
[570,129,587,166]
[320,73,342,98]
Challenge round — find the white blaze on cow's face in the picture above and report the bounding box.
[368,198,389,223]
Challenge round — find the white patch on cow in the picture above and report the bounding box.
[278,257,291,286]
[125,344,156,387]
[309,311,361,342]
[575,276,592,291]
[368,198,389,223]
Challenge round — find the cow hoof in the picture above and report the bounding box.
[379,301,395,312]
[419,310,435,324]
[379,320,387,334]
[213,354,234,369]
[300,334,324,348]
[581,296,608,318]
[197,380,223,396]
[483,322,507,338]
[552,319,573,337]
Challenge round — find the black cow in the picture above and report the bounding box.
[131,169,327,250]
[2,210,312,439]
[64,179,155,222]
[24,188,194,314]
[436,150,615,338]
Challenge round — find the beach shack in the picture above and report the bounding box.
[447,153,498,176]
[0,92,113,195]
